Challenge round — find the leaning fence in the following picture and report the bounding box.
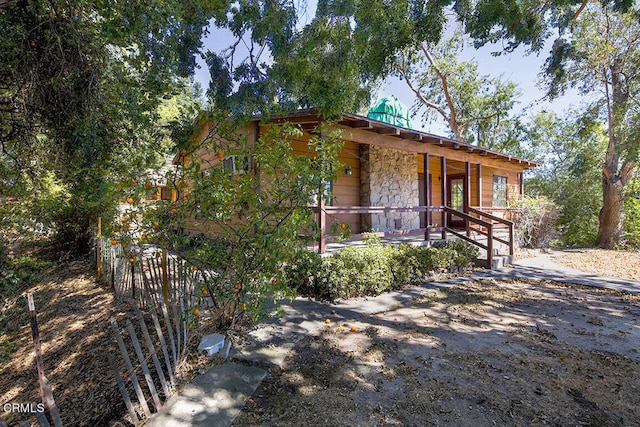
[95,232,208,424]
[96,238,203,309]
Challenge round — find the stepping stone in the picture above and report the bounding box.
[144,362,267,427]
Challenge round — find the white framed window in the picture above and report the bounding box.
[222,155,251,174]
[492,176,508,208]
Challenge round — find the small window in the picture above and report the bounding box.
[300,175,333,206]
[323,180,333,206]
[161,186,173,201]
[492,176,508,208]
[222,155,251,174]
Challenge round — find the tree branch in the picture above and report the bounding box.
[1,129,23,173]
[396,52,452,134]
[570,0,590,32]
[0,0,18,9]
[419,43,462,140]
[620,160,636,185]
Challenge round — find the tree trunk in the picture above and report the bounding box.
[595,174,624,248]
[594,61,635,248]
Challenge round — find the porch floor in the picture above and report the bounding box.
[312,232,434,256]
[309,228,512,265]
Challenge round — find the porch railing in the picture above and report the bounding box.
[468,206,515,256]
[312,204,515,269]
[443,207,495,268]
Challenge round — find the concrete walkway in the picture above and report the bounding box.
[474,252,640,294]
[144,253,640,426]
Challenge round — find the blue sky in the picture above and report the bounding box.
[194,15,585,136]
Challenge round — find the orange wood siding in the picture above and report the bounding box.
[185,124,362,236]
[481,167,520,209]
[182,119,529,237]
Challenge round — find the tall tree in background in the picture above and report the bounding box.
[204,0,636,118]
[2,0,636,253]
[0,0,213,253]
[395,33,524,153]
[544,5,640,248]
[525,110,607,246]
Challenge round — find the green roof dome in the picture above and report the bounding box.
[367,95,411,129]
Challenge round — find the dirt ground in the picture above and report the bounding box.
[233,250,640,427]
[2,247,640,426]
[234,278,640,426]
[0,256,142,426]
[548,248,640,281]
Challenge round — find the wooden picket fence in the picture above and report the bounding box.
[96,238,202,310]
[95,236,208,424]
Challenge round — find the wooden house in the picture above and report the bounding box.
[175,109,538,265]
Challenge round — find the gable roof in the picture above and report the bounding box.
[265,109,539,170]
[177,109,539,170]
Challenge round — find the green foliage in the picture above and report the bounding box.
[206,0,636,121]
[539,5,640,247]
[509,196,560,248]
[396,32,525,154]
[285,241,479,301]
[0,0,210,255]
[119,117,346,325]
[525,110,607,246]
[623,178,640,248]
[0,253,55,296]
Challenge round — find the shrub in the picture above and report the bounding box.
[326,245,393,297]
[285,241,479,300]
[510,196,560,248]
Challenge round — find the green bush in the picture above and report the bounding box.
[285,241,479,300]
[0,254,55,295]
[510,196,560,248]
[327,246,393,297]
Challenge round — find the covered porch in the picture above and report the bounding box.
[305,112,538,267]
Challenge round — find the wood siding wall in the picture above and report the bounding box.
[183,120,527,237]
[288,129,362,234]
[183,124,363,236]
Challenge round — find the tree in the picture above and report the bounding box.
[203,0,635,119]
[109,115,345,325]
[0,0,215,254]
[525,110,607,246]
[395,33,524,153]
[543,5,640,248]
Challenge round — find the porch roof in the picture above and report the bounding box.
[264,109,539,170]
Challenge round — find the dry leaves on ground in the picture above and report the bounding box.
[548,248,640,281]
[233,278,640,427]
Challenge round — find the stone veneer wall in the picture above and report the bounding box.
[361,145,420,232]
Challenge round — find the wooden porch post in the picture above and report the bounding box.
[318,193,326,254]
[477,164,482,209]
[465,161,471,236]
[441,156,447,240]
[423,153,430,242]
[318,128,327,254]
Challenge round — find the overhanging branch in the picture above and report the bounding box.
[396,52,452,133]
[419,43,461,139]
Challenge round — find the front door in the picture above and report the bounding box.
[447,175,465,228]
